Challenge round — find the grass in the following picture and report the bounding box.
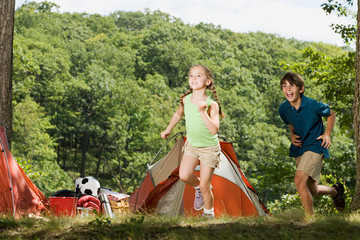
[1,210,360,239]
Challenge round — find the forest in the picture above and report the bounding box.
[11,1,356,211]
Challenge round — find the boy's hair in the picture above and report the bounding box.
[280,72,305,95]
[180,64,225,118]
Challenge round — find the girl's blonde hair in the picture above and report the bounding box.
[180,65,225,118]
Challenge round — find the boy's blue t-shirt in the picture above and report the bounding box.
[278,95,330,159]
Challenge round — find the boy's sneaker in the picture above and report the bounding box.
[332,182,345,211]
[194,188,204,211]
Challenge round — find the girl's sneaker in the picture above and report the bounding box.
[194,188,204,210]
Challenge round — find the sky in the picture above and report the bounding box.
[15,0,356,47]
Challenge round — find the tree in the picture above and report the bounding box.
[350,0,360,211]
[0,0,15,143]
[321,0,360,211]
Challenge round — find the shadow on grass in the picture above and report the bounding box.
[2,210,360,240]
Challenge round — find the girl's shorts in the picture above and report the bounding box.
[183,141,221,168]
[295,151,323,183]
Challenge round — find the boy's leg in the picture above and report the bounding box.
[199,161,215,210]
[308,179,345,211]
[179,155,200,187]
[307,178,336,197]
[294,170,314,215]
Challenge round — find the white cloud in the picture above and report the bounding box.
[169,0,353,46]
[15,0,355,46]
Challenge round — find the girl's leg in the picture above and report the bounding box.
[179,155,200,187]
[199,161,215,210]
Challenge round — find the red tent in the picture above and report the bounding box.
[0,125,49,216]
[130,133,269,217]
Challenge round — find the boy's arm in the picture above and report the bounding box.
[161,105,184,139]
[317,109,336,149]
[289,124,302,147]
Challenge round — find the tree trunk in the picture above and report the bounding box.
[62,141,67,169]
[95,151,102,179]
[350,0,360,211]
[75,136,78,164]
[0,0,15,144]
[80,133,89,177]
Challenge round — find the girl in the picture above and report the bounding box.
[161,64,224,218]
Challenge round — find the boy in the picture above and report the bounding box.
[278,72,345,216]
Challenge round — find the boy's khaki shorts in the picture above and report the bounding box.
[183,141,221,168]
[295,151,323,183]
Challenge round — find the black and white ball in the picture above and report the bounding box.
[75,176,101,197]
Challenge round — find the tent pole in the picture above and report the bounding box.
[0,132,15,217]
[147,164,156,187]
[134,132,184,210]
[148,132,184,186]
[149,132,184,165]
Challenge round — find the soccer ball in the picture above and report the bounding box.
[75,176,101,197]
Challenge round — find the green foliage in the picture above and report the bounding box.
[255,146,296,202]
[12,97,72,196]
[88,215,113,229]
[267,194,302,213]
[321,0,356,44]
[12,98,56,161]
[17,157,42,181]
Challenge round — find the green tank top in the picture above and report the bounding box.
[184,94,219,147]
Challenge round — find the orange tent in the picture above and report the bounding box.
[129,133,269,217]
[0,125,49,216]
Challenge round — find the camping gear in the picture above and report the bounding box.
[49,197,77,216]
[99,188,129,201]
[0,125,49,216]
[75,176,101,197]
[110,199,129,216]
[99,193,116,218]
[129,132,269,217]
[51,189,85,199]
[77,207,90,217]
[77,195,101,212]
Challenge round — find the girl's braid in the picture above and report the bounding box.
[180,89,192,105]
[208,84,225,118]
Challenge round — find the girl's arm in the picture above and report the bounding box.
[161,105,184,139]
[199,101,219,135]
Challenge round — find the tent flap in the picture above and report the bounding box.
[0,126,49,216]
